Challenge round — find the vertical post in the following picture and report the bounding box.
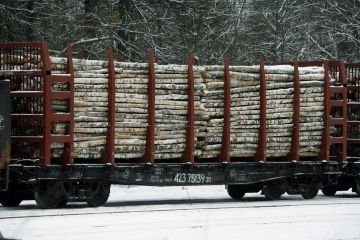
[77,50,84,59]
[181,53,195,164]
[287,61,300,162]
[339,61,347,161]
[118,52,123,62]
[40,42,52,165]
[254,57,267,162]
[339,61,347,85]
[141,49,155,164]
[319,62,330,161]
[62,42,74,165]
[101,46,116,164]
[218,55,231,163]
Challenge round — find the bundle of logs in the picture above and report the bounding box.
[1,51,44,159]
[50,58,207,159]
[1,52,328,160]
[201,65,324,158]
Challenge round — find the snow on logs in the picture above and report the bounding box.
[4,54,327,160]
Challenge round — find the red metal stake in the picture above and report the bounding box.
[181,53,195,164]
[339,61,347,161]
[254,57,267,162]
[40,42,52,165]
[61,42,74,165]
[218,55,231,163]
[319,62,330,161]
[141,49,156,164]
[286,61,300,162]
[101,46,116,165]
[77,51,84,59]
[118,52,123,62]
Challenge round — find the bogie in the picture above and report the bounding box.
[226,185,246,200]
[0,191,22,207]
[34,181,68,209]
[321,185,337,196]
[86,182,111,207]
[262,181,285,200]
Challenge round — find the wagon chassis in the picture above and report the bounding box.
[8,161,343,186]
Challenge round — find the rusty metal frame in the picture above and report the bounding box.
[60,42,75,165]
[274,60,348,162]
[117,52,123,62]
[345,63,360,152]
[77,51,84,59]
[140,49,156,164]
[181,53,195,164]
[319,61,347,161]
[40,42,52,165]
[345,63,360,68]
[218,56,231,163]
[336,61,347,161]
[319,62,331,161]
[254,57,267,162]
[0,42,75,165]
[155,52,159,64]
[101,47,116,165]
[286,61,300,162]
[42,43,75,165]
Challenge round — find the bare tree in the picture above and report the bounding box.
[1,0,359,63]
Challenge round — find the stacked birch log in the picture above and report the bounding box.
[0,52,42,70]
[201,65,325,158]
[51,58,111,158]
[1,52,43,159]
[1,51,329,160]
[49,58,208,159]
[113,63,207,159]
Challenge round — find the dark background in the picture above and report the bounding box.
[1,0,359,64]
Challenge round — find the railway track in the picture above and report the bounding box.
[1,190,359,220]
[1,186,360,240]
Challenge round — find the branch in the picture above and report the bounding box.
[59,37,111,55]
[306,33,334,59]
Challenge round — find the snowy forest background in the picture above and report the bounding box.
[1,0,359,64]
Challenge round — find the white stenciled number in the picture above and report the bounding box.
[188,174,206,184]
[174,173,206,183]
[174,173,186,183]
[200,174,206,183]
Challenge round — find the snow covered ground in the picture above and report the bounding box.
[1,185,360,240]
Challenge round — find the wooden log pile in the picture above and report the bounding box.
[49,58,207,159]
[0,52,42,70]
[201,65,325,158]
[112,63,207,159]
[1,51,44,159]
[51,57,112,158]
[1,51,330,161]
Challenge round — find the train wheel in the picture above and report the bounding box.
[301,183,319,199]
[226,185,246,200]
[87,182,111,207]
[0,191,22,207]
[57,198,68,208]
[321,186,337,196]
[34,181,67,209]
[355,178,360,196]
[263,182,284,200]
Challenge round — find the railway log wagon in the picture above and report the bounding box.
[0,42,359,208]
